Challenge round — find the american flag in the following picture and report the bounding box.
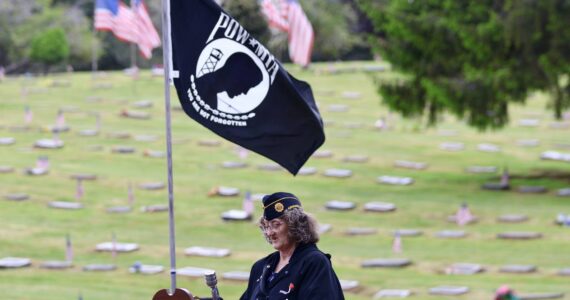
[75,179,84,201]
[65,234,73,262]
[260,0,314,67]
[500,167,510,186]
[236,146,249,160]
[111,232,118,261]
[24,106,33,125]
[456,203,473,226]
[56,110,65,127]
[242,191,254,216]
[95,0,140,44]
[392,232,402,254]
[132,0,161,59]
[127,182,135,206]
[36,156,49,170]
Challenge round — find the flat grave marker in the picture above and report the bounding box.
[141,205,168,213]
[138,182,165,190]
[519,293,564,300]
[445,263,484,275]
[323,168,353,178]
[111,146,136,154]
[34,139,64,149]
[48,201,83,210]
[197,139,221,147]
[209,186,240,197]
[394,160,427,170]
[221,161,247,169]
[466,166,497,173]
[518,186,547,194]
[222,271,249,281]
[40,261,73,270]
[328,104,349,112]
[129,264,164,274]
[498,214,529,223]
[377,176,414,186]
[361,258,412,268]
[558,188,570,197]
[325,200,356,211]
[184,246,231,258]
[83,264,117,272]
[96,242,139,253]
[339,279,360,292]
[257,163,283,171]
[373,289,412,299]
[499,264,537,274]
[435,230,467,239]
[0,137,15,145]
[393,229,423,237]
[345,227,377,236]
[478,143,501,153]
[497,232,542,240]
[4,193,29,201]
[429,286,469,296]
[517,139,540,147]
[221,209,251,221]
[0,166,14,173]
[312,149,333,158]
[0,257,31,269]
[297,166,317,175]
[177,266,214,278]
[364,202,396,213]
[440,142,464,151]
[342,155,369,163]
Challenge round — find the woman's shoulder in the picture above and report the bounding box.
[297,244,332,264]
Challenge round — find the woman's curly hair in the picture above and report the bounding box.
[259,207,320,245]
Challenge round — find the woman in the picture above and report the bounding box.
[240,192,345,300]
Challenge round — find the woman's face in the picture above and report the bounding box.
[262,218,293,251]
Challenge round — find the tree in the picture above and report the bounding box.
[357,0,570,130]
[30,27,70,73]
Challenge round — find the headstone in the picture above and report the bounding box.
[482,182,510,191]
[78,129,99,137]
[557,268,570,276]
[0,257,31,268]
[466,166,497,173]
[197,139,221,147]
[498,214,529,223]
[323,169,353,178]
[499,265,537,273]
[138,182,165,190]
[341,91,361,99]
[549,122,569,129]
[83,264,117,272]
[210,186,240,197]
[134,135,158,142]
[0,166,14,173]
[48,201,83,210]
[184,246,231,258]
[34,139,64,149]
[447,215,478,224]
[445,263,484,275]
[222,271,249,281]
[96,242,139,253]
[345,228,377,236]
[25,167,48,176]
[519,293,564,300]
[435,230,467,239]
[106,206,132,214]
[393,229,422,237]
[558,188,570,197]
[342,155,369,163]
[328,104,349,112]
[497,232,542,240]
[517,139,540,147]
[394,160,427,170]
[373,289,413,299]
[318,224,332,234]
[377,176,414,186]
[361,258,412,268]
[257,163,283,171]
[47,125,71,133]
[312,150,333,158]
[40,261,73,269]
[120,110,150,120]
[4,193,29,201]
[222,161,247,169]
[177,266,214,278]
[141,205,168,213]
[111,146,136,154]
[107,132,131,139]
[143,150,165,158]
[325,200,356,211]
[221,210,251,221]
[478,143,501,153]
[129,264,164,274]
[339,280,359,291]
[132,100,153,108]
[297,166,317,175]
[364,202,396,213]
[70,174,97,181]
[518,186,547,194]
[519,119,540,127]
[440,142,464,151]
[540,151,570,162]
[0,137,15,145]
[429,286,469,296]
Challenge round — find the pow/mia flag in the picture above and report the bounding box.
[170,0,324,175]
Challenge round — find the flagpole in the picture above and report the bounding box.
[91,0,98,78]
[130,0,137,70]
[160,0,178,294]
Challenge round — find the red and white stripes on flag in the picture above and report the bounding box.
[242,191,254,216]
[260,0,314,67]
[95,0,161,59]
[75,179,84,201]
[392,232,402,254]
[456,203,473,226]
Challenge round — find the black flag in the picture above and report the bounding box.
[169,0,324,175]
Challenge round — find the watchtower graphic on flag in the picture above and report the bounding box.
[198,48,223,77]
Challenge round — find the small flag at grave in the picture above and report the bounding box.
[169,0,325,175]
[243,191,254,216]
[128,182,135,206]
[65,234,73,262]
[501,167,510,186]
[456,203,473,226]
[236,146,249,160]
[24,106,33,125]
[56,110,65,127]
[392,232,402,254]
[75,179,84,201]
[36,156,50,170]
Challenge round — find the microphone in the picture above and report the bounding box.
[204,270,221,300]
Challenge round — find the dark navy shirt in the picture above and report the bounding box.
[240,243,345,300]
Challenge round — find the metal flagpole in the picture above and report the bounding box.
[91,0,98,78]
[130,0,137,70]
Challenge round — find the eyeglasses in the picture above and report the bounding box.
[259,220,284,232]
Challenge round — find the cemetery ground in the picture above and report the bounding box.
[0,62,569,300]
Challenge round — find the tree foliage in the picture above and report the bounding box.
[30,27,70,72]
[358,0,570,130]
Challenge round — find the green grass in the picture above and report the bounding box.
[0,62,569,300]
